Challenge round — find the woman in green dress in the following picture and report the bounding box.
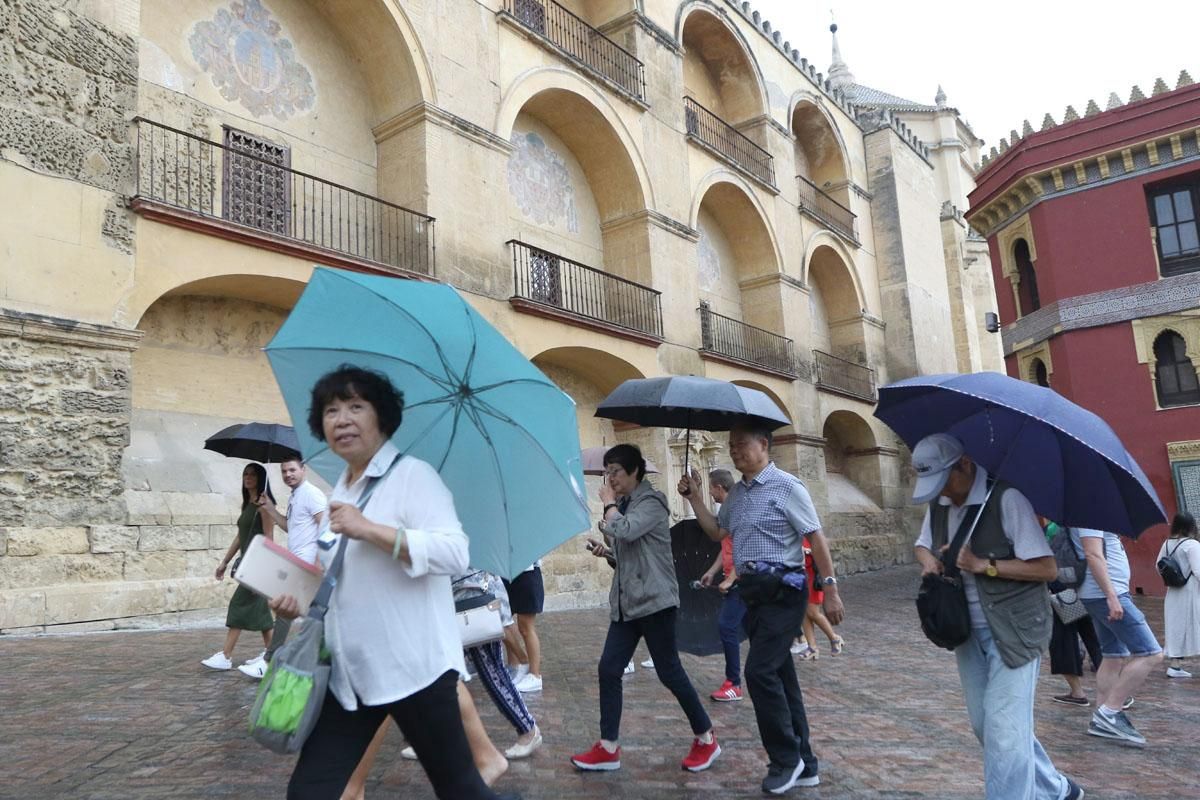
[201,462,277,671]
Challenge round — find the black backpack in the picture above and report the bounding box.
[1050,526,1088,589]
[1158,540,1194,588]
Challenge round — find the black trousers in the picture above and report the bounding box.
[287,670,497,800]
[597,606,711,742]
[744,587,816,773]
[1049,614,1103,676]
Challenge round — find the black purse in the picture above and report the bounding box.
[915,485,995,651]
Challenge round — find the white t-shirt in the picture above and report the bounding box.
[285,480,327,564]
[320,441,470,710]
[1074,528,1130,599]
[916,466,1052,628]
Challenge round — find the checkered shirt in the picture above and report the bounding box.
[718,462,820,568]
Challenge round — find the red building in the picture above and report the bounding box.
[966,75,1200,594]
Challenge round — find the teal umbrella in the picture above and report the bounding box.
[264,267,590,578]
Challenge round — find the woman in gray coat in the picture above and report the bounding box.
[569,444,719,774]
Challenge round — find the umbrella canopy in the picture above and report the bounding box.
[670,519,745,656]
[595,376,791,431]
[874,372,1166,537]
[264,267,591,579]
[581,446,658,476]
[204,422,301,463]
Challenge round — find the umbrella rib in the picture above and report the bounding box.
[401,402,459,461]
[468,377,560,395]
[265,345,458,391]
[460,400,515,551]
[435,400,466,473]
[470,396,580,483]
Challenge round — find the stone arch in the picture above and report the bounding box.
[731,378,793,434]
[806,241,868,362]
[802,234,865,309]
[496,68,653,217]
[676,1,770,123]
[690,170,782,279]
[821,410,882,509]
[789,94,852,197]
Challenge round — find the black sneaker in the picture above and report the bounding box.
[1063,776,1085,800]
[761,761,818,794]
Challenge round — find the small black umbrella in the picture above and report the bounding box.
[595,376,790,471]
[670,518,746,656]
[204,422,302,464]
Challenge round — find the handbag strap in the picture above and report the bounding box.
[1167,539,1195,582]
[307,452,402,621]
[942,480,998,579]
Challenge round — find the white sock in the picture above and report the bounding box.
[1098,704,1118,717]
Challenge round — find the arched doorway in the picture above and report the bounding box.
[821,410,882,510]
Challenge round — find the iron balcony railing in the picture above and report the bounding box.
[509,240,663,338]
[699,302,795,376]
[504,0,646,102]
[684,97,775,187]
[796,175,858,244]
[813,349,876,401]
[132,117,435,276]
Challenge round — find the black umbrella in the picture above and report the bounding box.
[595,376,790,472]
[204,422,302,464]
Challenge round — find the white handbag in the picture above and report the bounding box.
[455,594,504,648]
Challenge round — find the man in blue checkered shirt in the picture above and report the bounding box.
[680,421,843,795]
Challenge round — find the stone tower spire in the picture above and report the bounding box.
[827,23,855,92]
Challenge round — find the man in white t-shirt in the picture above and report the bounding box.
[239,457,328,679]
[1073,528,1163,746]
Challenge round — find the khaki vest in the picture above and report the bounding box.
[930,481,1052,668]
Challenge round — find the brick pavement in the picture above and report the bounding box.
[1,565,1197,799]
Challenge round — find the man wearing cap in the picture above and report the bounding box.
[911,433,1083,800]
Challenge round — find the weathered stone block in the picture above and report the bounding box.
[124,551,187,581]
[42,581,168,625]
[0,588,46,629]
[0,527,6,555]
[164,577,234,614]
[208,524,238,550]
[138,525,208,551]
[59,388,128,415]
[88,524,138,553]
[162,492,237,525]
[0,553,124,590]
[5,526,89,555]
[186,550,222,578]
[124,489,171,525]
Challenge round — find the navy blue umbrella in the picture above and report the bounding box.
[874,372,1165,537]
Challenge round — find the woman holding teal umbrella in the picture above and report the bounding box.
[270,365,516,800]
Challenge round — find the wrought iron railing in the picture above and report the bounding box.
[509,240,662,338]
[699,302,795,375]
[796,175,858,244]
[132,117,435,276]
[504,0,646,102]
[813,349,876,401]
[684,97,775,187]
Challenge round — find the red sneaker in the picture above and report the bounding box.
[682,734,721,772]
[570,741,621,771]
[710,680,743,702]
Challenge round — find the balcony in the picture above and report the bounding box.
[684,97,776,189]
[509,240,663,343]
[813,350,877,402]
[699,302,795,378]
[502,0,646,104]
[796,175,859,245]
[131,117,435,277]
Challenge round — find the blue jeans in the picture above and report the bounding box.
[1081,594,1163,657]
[718,587,747,685]
[955,627,1068,800]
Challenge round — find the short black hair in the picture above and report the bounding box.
[1171,511,1197,538]
[280,455,304,468]
[731,420,773,449]
[603,444,647,481]
[308,364,404,442]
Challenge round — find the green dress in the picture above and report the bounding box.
[225,502,275,631]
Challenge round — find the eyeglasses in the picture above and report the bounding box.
[604,466,626,478]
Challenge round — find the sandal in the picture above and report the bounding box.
[830,636,845,655]
[796,644,819,661]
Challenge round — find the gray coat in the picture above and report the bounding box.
[599,480,678,622]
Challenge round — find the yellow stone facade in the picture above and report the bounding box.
[0,0,997,631]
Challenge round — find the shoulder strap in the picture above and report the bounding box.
[942,480,998,579]
[307,453,403,621]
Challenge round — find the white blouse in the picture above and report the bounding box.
[320,440,470,710]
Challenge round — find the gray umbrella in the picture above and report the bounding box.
[594,376,790,472]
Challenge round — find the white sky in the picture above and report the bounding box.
[752,0,1200,149]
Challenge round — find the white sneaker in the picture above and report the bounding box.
[641,658,655,669]
[789,641,804,655]
[201,651,232,671]
[508,663,530,682]
[624,661,636,674]
[238,658,268,679]
[515,673,543,693]
[1167,666,1193,678]
[504,726,542,759]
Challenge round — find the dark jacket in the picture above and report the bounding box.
[599,480,678,622]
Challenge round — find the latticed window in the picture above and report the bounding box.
[513,0,547,34]
[1014,239,1040,315]
[1154,331,1200,407]
[528,249,562,306]
[1149,182,1200,276]
[223,127,290,235]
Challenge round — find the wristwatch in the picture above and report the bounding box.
[985,558,999,578]
[821,575,837,587]
[602,503,619,515]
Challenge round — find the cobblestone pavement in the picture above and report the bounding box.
[2,565,1197,799]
